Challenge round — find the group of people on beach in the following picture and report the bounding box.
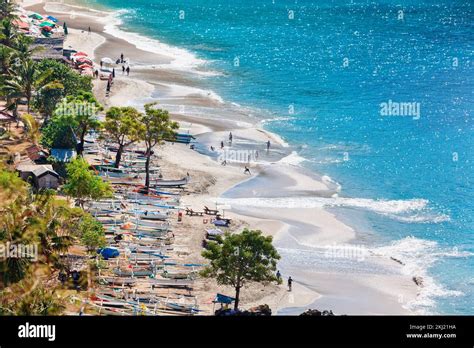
[207,132,272,174]
[276,270,293,292]
[118,53,131,75]
[98,53,131,96]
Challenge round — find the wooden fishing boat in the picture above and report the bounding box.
[99,277,137,286]
[152,177,188,188]
[150,278,193,288]
[133,212,169,221]
[113,267,154,278]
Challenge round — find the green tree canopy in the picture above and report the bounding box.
[141,103,178,190]
[2,59,54,113]
[77,214,106,251]
[63,157,113,208]
[0,283,65,315]
[40,113,78,149]
[0,17,19,48]
[33,60,92,119]
[103,106,145,168]
[57,91,103,155]
[201,229,281,310]
[35,59,92,95]
[0,1,18,21]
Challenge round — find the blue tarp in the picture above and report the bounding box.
[98,247,120,259]
[51,148,76,162]
[213,293,235,304]
[47,15,59,22]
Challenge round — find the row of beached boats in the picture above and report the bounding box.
[82,134,201,315]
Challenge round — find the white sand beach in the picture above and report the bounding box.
[21,0,421,315]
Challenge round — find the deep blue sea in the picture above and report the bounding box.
[75,0,473,314]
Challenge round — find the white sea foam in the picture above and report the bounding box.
[218,196,449,224]
[259,116,296,126]
[102,11,210,74]
[277,151,306,166]
[312,158,344,164]
[155,83,224,104]
[372,237,471,313]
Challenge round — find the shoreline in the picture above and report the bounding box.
[23,0,421,314]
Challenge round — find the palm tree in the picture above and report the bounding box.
[0,280,65,315]
[0,1,18,20]
[11,35,39,63]
[0,18,18,48]
[20,113,41,145]
[0,196,38,285]
[0,44,13,75]
[2,59,53,113]
[31,191,75,263]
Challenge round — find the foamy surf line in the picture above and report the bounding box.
[45,1,212,74]
[275,236,471,314]
[218,196,450,224]
[102,10,214,74]
[372,236,472,313]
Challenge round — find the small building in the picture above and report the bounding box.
[16,164,60,190]
[25,145,49,164]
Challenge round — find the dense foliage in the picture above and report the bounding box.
[201,229,280,309]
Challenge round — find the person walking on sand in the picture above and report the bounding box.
[229,132,233,143]
[287,276,293,291]
[220,141,224,149]
[88,26,91,34]
[126,66,130,76]
[276,270,281,282]
[121,53,124,63]
[267,140,271,151]
[244,166,251,175]
[122,65,125,74]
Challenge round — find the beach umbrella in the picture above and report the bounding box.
[63,22,68,35]
[28,13,43,20]
[39,21,55,28]
[47,15,59,23]
[12,20,30,30]
[72,51,88,57]
[78,63,93,70]
[76,57,93,63]
[100,57,114,64]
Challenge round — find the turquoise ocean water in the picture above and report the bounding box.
[74,0,473,314]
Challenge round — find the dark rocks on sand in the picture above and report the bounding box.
[300,309,335,316]
[391,257,405,265]
[413,276,424,287]
[215,304,272,316]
